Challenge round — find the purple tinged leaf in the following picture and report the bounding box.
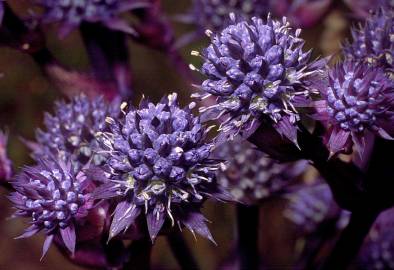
[105,19,137,36]
[328,128,350,156]
[15,225,40,239]
[93,182,120,200]
[60,223,76,255]
[109,201,140,241]
[182,212,216,244]
[41,235,54,261]
[146,210,166,242]
[274,117,299,148]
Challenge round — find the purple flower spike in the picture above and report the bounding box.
[215,140,307,205]
[95,93,231,242]
[9,157,93,258]
[36,0,149,38]
[30,94,118,171]
[344,8,394,77]
[314,61,394,156]
[193,14,326,145]
[0,130,12,181]
[271,0,332,28]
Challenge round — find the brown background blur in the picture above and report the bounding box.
[0,0,351,269]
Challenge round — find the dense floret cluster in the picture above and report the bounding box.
[194,14,325,144]
[95,93,231,241]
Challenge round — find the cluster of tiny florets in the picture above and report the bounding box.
[284,183,350,234]
[36,0,146,37]
[358,209,394,270]
[33,94,118,171]
[215,140,307,205]
[344,8,394,78]
[95,93,230,241]
[314,61,394,155]
[9,158,91,257]
[193,14,325,144]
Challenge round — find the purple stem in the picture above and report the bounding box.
[80,22,132,99]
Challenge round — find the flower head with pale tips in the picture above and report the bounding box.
[314,61,394,156]
[344,8,394,78]
[9,156,93,259]
[94,93,231,242]
[192,14,326,145]
[30,94,119,172]
[215,140,307,205]
[35,0,149,38]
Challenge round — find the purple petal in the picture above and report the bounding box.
[181,212,216,244]
[60,223,76,255]
[105,19,137,36]
[273,117,299,147]
[15,225,40,239]
[109,201,140,240]
[377,128,394,140]
[328,128,350,155]
[84,166,109,183]
[146,209,165,242]
[93,182,119,200]
[41,235,54,261]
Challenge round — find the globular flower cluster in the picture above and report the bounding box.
[193,14,325,144]
[33,95,118,171]
[95,93,230,241]
[36,0,147,37]
[358,209,394,270]
[215,140,307,205]
[191,0,268,32]
[314,61,394,155]
[344,8,394,77]
[9,158,92,257]
[284,183,350,234]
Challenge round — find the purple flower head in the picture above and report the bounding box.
[344,8,394,77]
[314,61,394,156]
[284,183,350,234]
[215,140,307,205]
[358,208,394,270]
[36,0,148,38]
[0,130,12,181]
[9,157,93,258]
[95,93,231,242]
[32,94,119,171]
[270,0,332,28]
[191,0,269,33]
[192,14,326,145]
